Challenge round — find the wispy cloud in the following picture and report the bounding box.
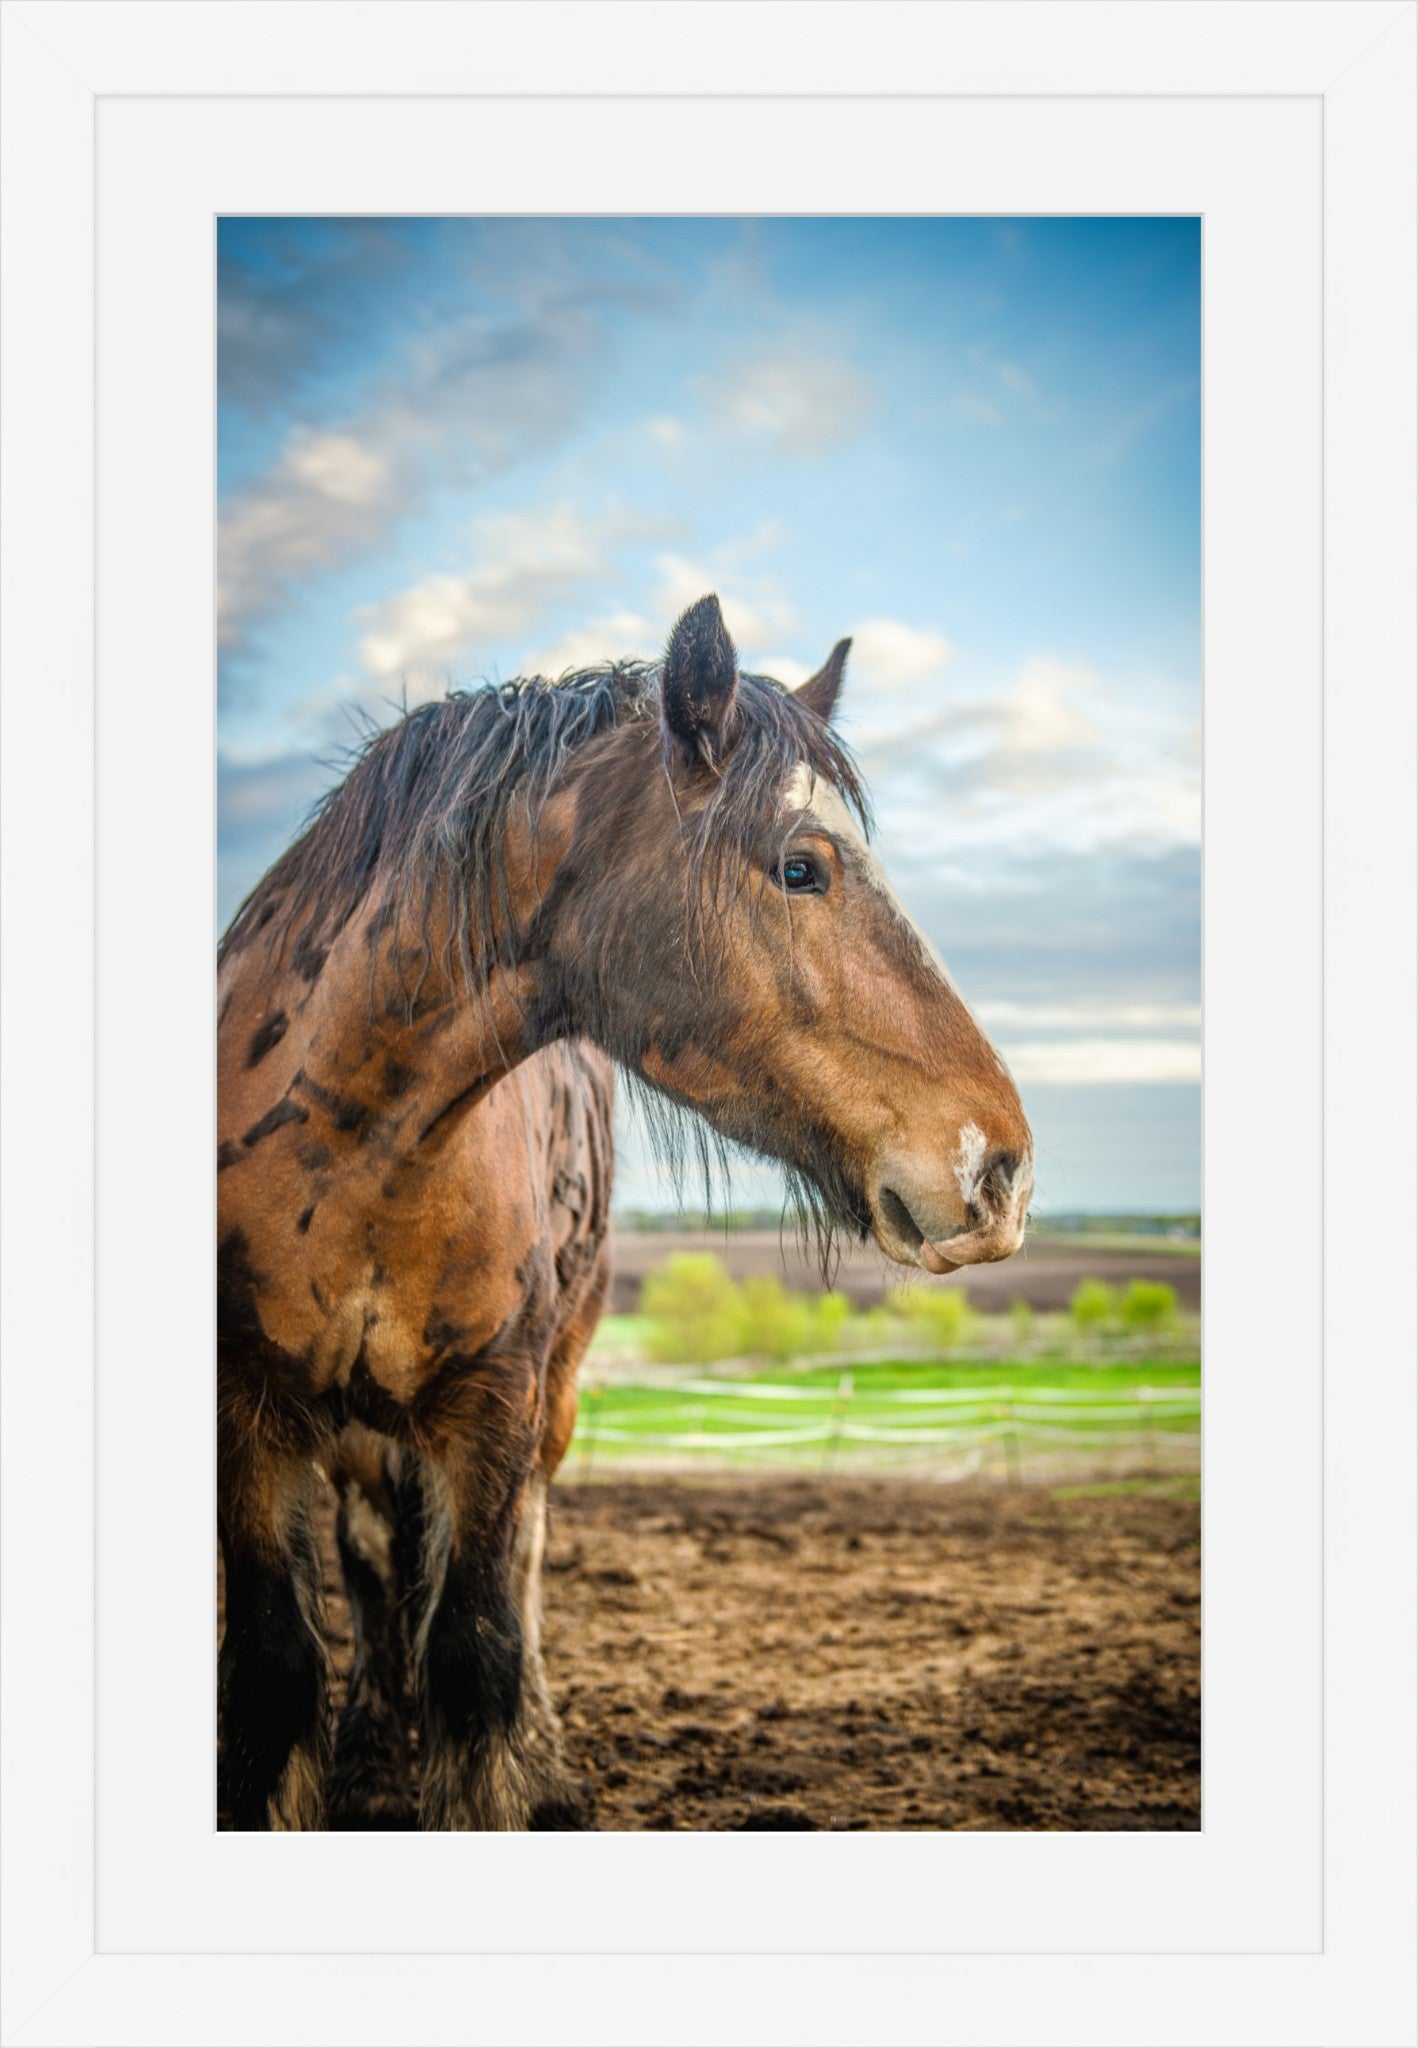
[979,997,1201,1089]
[977,1000,1201,1033]
[1084,375,1198,468]
[945,341,1055,430]
[697,346,873,457]
[218,257,661,656]
[219,429,396,648]
[855,653,1199,862]
[356,505,621,685]
[887,842,1200,1028]
[218,220,414,413]
[643,415,687,450]
[850,619,954,690]
[346,520,804,700]
[1002,1038,1200,1085]
[649,551,797,655]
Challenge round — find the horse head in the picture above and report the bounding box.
[531,594,1034,1272]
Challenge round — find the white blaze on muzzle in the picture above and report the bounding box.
[954,1120,989,1206]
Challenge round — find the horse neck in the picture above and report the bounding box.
[287,890,541,1140]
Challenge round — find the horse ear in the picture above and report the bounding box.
[662,594,740,766]
[795,638,851,725]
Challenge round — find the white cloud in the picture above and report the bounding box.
[526,598,948,701]
[351,522,809,699]
[218,274,636,653]
[996,359,1040,403]
[753,653,813,688]
[850,618,954,690]
[505,554,954,704]
[1001,1038,1201,1085]
[356,506,615,684]
[218,430,395,646]
[859,652,1200,862]
[1084,376,1198,469]
[648,551,797,655]
[990,657,1101,768]
[977,1000,1201,1033]
[976,995,1202,1091]
[644,416,686,449]
[947,343,1053,430]
[698,348,872,457]
[520,608,660,679]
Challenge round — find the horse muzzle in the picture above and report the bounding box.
[917,1212,1026,1272]
[871,1142,1033,1272]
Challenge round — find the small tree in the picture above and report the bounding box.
[1009,1297,1035,1350]
[1069,1278,1117,1342]
[890,1283,974,1351]
[1119,1278,1178,1336]
[738,1274,814,1363]
[640,1253,745,1365]
[849,1303,896,1354]
[808,1289,853,1354]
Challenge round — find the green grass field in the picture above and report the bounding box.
[569,1352,1200,1475]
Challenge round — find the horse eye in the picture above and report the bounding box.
[780,856,820,893]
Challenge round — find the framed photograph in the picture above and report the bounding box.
[2,4,1413,2045]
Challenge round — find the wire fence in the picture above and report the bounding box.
[567,1374,1201,1483]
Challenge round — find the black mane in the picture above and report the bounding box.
[220,660,868,980]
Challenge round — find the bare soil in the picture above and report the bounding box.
[608,1229,1201,1314]
[541,1477,1199,1830]
[279,1475,1199,1831]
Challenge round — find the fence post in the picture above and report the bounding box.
[822,1371,854,1469]
[1140,1385,1156,1476]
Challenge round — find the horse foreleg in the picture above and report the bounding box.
[508,1273,607,1828]
[328,1428,417,1829]
[510,1470,585,1828]
[413,1435,578,1831]
[218,1375,329,1831]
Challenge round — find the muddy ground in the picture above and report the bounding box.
[232,1474,1198,1832]
[541,1477,1199,1830]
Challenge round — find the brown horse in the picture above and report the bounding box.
[216,594,1032,1830]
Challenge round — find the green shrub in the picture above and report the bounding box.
[889,1283,974,1350]
[640,1253,746,1364]
[738,1274,815,1363]
[639,1259,864,1365]
[1069,1277,1117,1336]
[1009,1298,1036,1348]
[807,1289,853,1353]
[1119,1278,1179,1334]
[847,1304,897,1353]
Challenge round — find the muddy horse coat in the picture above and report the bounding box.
[217,595,1033,1829]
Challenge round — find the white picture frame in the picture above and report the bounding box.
[1,5,1413,2044]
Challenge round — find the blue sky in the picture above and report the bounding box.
[218,216,1200,1213]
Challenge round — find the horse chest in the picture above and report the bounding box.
[311,1237,537,1411]
[221,1170,541,1415]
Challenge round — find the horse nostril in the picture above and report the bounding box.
[976,1148,1021,1211]
[879,1185,924,1251]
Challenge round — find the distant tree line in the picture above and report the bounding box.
[617,1207,1201,1239]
